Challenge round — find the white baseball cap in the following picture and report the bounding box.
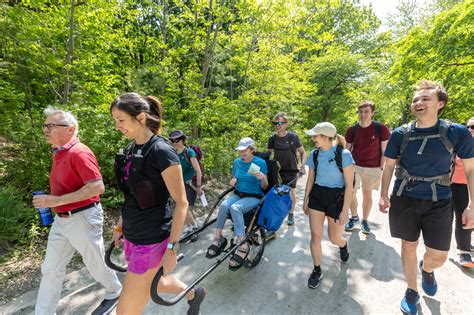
[235,137,255,150]
[305,122,337,137]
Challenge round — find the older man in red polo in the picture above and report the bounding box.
[33,106,121,315]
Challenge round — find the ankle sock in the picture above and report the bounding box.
[313,265,321,273]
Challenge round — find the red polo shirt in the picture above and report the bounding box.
[50,137,102,213]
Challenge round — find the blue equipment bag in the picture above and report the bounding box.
[257,185,293,231]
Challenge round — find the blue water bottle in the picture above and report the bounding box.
[32,190,54,226]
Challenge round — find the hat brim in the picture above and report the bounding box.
[235,145,249,151]
[305,130,317,136]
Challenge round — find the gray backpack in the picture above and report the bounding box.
[394,119,454,201]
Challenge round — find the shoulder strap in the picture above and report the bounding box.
[351,123,360,141]
[184,146,192,163]
[312,149,320,178]
[400,122,413,156]
[373,121,382,140]
[438,119,454,154]
[269,133,277,149]
[124,141,134,155]
[288,131,297,153]
[142,135,164,158]
[335,145,344,174]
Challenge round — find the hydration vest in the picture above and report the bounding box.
[394,119,454,202]
[115,135,173,210]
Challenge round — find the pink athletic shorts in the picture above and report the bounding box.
[124,238,169,274]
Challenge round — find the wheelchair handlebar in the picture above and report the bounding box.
[150,238,247,306]
[105,240,127,273]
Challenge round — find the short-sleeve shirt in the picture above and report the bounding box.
[178,147,196,182]
[345,122,391,167]
[384,121,474,200]
[50,138,101,213]
[306,145,354,188]
[452,157,467,185]
[268,132,302,172]
[232,156,268,196]
[122,136,180,245]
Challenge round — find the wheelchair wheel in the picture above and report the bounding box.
[245,226,266,268]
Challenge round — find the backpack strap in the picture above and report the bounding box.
[312,149,320,179]
[395,120,455,201]
[350,123,359,143]
[399,122,413,157]
[334,145,344,174]
[184,146,191,164]
[141,135,163,158]
[373,121,382,140]
[269,133,277,149]
[288,131,297,154]
[438,119,454,154]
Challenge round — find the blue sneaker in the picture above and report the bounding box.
[344,216,359,231]
[419,260,437,296]
[400,288,419,315]
[361,220,371,234]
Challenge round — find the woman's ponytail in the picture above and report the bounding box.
[334,134,346,147]
[145,96,163,134]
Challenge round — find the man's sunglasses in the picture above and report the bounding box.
[467,125,474,130]
[170,138,182,143]
[272,121,286,126]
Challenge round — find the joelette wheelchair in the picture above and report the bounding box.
[105,153,299,307]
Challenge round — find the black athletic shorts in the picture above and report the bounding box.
[280,172,298,188]
[389,194,453,251]
[185,182,197,207]
[308,184,345,220]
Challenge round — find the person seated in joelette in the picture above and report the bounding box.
[206,137,268,271]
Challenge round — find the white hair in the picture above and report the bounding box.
[44,106,79,136]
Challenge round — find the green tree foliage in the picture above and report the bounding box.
[373,0,473,125]
[1,0,471,248]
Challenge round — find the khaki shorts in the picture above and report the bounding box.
[354,166,382,191]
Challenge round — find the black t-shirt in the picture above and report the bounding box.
[122,136,180,245]
[268,132,302,173]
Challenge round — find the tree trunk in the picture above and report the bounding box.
[61,0,75,104]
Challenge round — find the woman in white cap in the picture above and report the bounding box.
[206,137,268,271]
[303,122,355,289]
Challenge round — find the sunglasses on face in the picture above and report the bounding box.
[43,123,69,131]
[170,138,182,143]
[272,121,286,126]
[467,125,474,130]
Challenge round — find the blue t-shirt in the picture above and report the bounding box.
[306,146,354,188]
[384,120,474,200]
[232,156,268,195]
[178,147,196,182]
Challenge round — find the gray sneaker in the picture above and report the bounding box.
[91,297,119,315]
[266,231,276,241]
[344,216,360,231]
[361,220,371,234]
[187,287,207,315]
[308,270,323,289]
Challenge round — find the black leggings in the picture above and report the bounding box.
[451,183,472,251]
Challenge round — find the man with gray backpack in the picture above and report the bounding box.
[379,80,474,315]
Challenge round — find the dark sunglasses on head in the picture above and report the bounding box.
[467,125,474,130]
[272,121,286,126]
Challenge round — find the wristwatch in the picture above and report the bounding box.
[167,242,179,253]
